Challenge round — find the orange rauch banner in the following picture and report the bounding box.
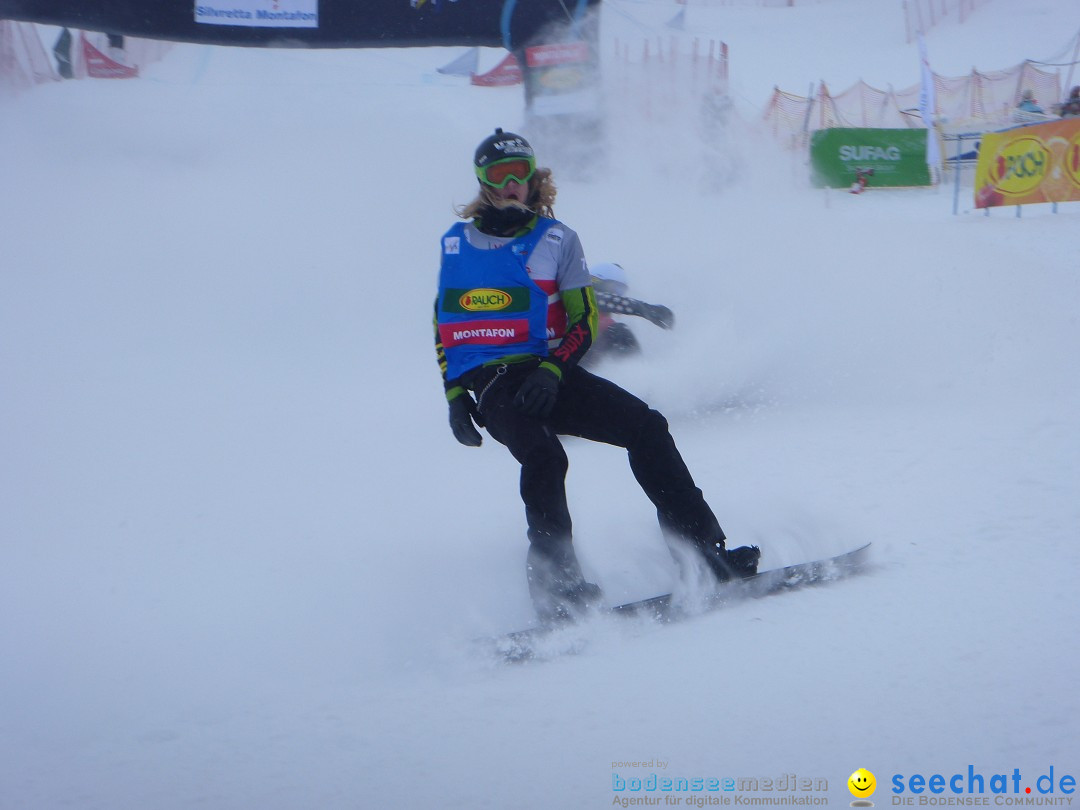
[974,118,1080,208]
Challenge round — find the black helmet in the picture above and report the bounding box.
[474,127,534,169]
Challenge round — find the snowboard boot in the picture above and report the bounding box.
[533,580,604,626]
[526,540,604,625]
[698,541,761,583]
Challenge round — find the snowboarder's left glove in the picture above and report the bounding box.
[448,392,483,447]
[644,304,674,330]
[514,366,560,418]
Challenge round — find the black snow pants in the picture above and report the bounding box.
[471,360,726,594]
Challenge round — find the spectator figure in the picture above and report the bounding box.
[1016,89,1044,114]
[1060,86,1080,118]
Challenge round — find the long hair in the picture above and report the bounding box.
[455,167,557,221]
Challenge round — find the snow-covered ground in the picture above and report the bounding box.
[2,2,1079,808]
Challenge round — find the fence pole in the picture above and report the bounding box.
[801,82,816,142]
[952,135,962,215]
[1064,27,1080,100]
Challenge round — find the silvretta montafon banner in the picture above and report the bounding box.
[0,0,600,49]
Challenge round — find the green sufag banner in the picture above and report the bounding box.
[810,128,932,188]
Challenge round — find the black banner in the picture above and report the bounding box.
[0,0,599,50]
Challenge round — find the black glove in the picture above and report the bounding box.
[448,393,483,447]
[644,303,675,330]
[514,367,560,418]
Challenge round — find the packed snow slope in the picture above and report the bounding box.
[2,1,1079,808]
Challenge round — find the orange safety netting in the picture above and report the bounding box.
[764,60,1066,147]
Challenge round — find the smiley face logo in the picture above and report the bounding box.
[848,768,877,799]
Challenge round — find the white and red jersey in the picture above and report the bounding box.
[460,219,590,345]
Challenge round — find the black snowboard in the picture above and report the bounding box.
[485,543,871,662]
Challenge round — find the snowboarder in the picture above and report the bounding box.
[433,128,760,622]
[850,166,874,194]
[585,262,675,364]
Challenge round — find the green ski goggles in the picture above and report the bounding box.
[476,156,536,188]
